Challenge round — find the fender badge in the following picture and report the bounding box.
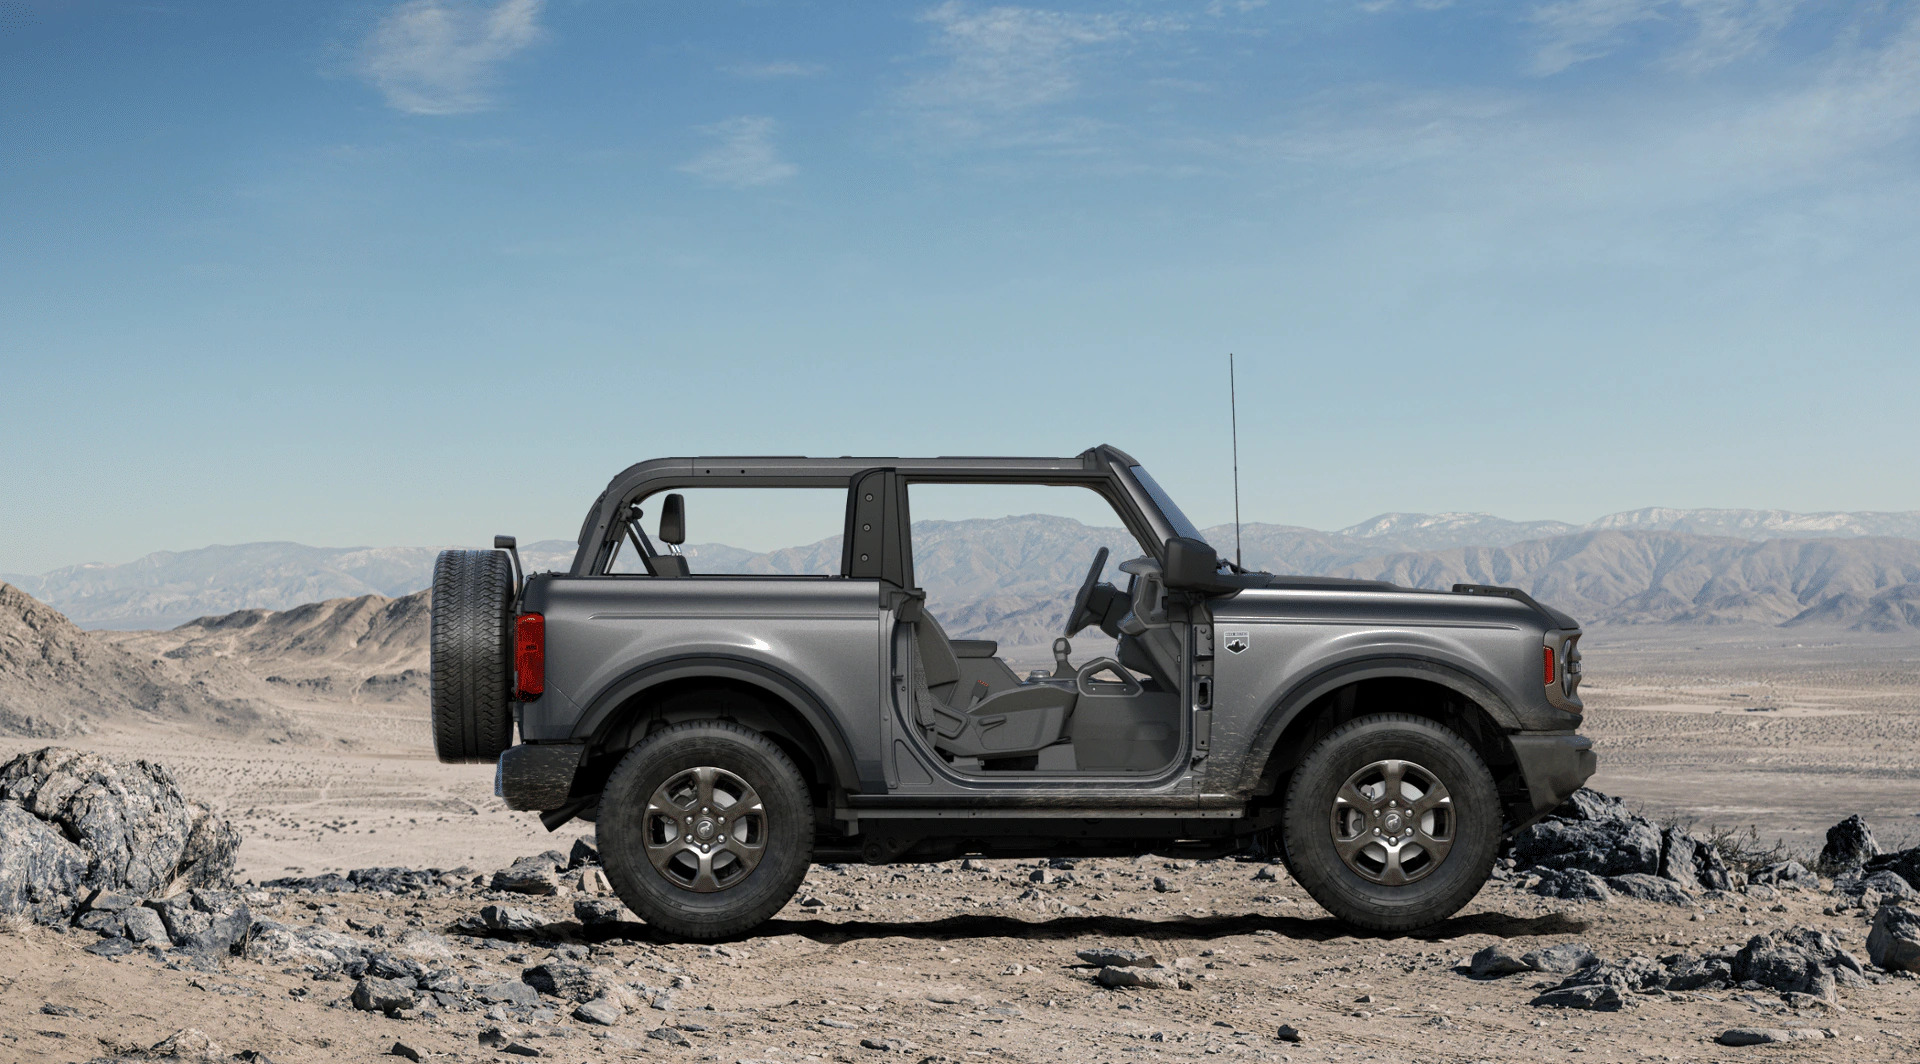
[1223,630,1250,654]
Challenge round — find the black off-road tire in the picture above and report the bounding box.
[598,721,813,940]
[428,549,516,764]
[1281,713,1500,933]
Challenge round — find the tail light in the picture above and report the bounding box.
[1543,645,1556,686]
[514,613,545,700]
[1543,630,1583,712]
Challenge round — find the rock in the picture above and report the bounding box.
[1252,866,1279,882]
[476,980,542,1008]
[85,889,138,913]
[960,858,988,871]
[149,1028,223,1060]
[501,1042,543,1057]
[1077,947,1157,968]
[491,858,560,896]
[860,1037,906,1051]
[1151,876,1174,893]
[1532,869,1611,902]
[1868,903,1920,972]
[1468,944,1532,978]
[1751,860,1816,887]
[0,801,87,921]
[1733,933,1836,1000]
[521,961,609,1002]
[1513,789,1662,878]
[0,748,237,912]
[1835,868,1918,902]
[1864,846,1920,890]
[1606,873,1696,907]
[84,936,135,957]
[573,995,623,1026]
[460,904,545,934]
[577,868,612,895]
[1276,1024,1303,1043]
[1658,826,1732,891]
[389,1041,425,1062]
[1096,965,1182,990]
[573,897,625,926]
[1521,943,1598,974]
[1530,967,1635,1011]
[1717,1027,1832,1046]
[179,902,252,956]
[646,1027,692,1046]
[41,1002,80,1017]
[1664,952,1735,991]
[76,908,125,935]
[1818,814,1879,875]
[1028,868,1055,884]
[351,976,418,1014]
[567,839,600,869]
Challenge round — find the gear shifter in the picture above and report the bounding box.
[1051,637,1075,680]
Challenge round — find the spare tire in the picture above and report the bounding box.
[429,549,516,763]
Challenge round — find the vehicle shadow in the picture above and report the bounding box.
[577,909,1590,947]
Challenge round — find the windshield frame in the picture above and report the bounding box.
[1120,464,1207,547]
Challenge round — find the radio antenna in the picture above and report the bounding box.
[1229,352,1242,572]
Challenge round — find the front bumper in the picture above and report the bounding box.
[1507,731,1596,829]
[496,741,587,811]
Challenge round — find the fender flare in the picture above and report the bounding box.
[573,654,864,792]
[1232,654,1521,796]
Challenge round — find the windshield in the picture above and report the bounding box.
[1128,465,1208,544]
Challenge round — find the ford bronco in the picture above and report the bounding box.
[429,445,1593,939]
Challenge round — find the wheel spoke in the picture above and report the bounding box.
[1327,758,1457,887]
[694,766,717,810]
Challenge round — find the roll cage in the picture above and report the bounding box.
[567,444,1181,581]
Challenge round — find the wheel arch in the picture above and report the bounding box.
[1239,656,1528,820]
[571,656,861,803]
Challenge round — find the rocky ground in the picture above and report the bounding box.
[6,747,1920,1064]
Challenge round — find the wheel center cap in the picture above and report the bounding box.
[1383,812,1404,834]
[694,818,716,840]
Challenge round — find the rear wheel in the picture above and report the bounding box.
[428,549,516,763]
[1281,713,1499,932]
[598,721,812,940]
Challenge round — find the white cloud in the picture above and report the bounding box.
[361,0,545,115]
[1525,0,1804,76]
[679,116,798,188]
[721,60,828,79]
[907,3,1131,115]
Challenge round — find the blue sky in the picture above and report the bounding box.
[2,0,1917,573]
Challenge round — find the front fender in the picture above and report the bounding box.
[573,654,866,793]
[1228,654,1521,797]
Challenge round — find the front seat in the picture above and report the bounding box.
[910,613,1075,759]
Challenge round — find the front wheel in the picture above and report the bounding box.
[598,721,813,940]
[1281,713,1500,932]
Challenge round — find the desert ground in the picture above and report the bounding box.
[0,622,1916,1063]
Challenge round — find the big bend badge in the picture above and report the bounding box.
[1223,630,1250,655]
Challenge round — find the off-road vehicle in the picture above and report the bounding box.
[430,446,1592,939]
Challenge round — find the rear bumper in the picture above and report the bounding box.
[496,741,586,811]
[1507,731,1596,829]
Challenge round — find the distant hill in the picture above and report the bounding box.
[0,582,291,738]
[6,506,1920,632]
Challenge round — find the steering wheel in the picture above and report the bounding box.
[1063,547,1110,637]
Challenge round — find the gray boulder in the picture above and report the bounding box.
[1606,873,1696,907]
[1530,966,1637,1011]
[0,801,88,921]
[1817,815,1878,875]
[1733,933,1837,1001]
[573,898,626,926]
[1864,847,1920,891]
[1077,947,1158,968]
[1532,869,1611,902]
[351,976,417,1014]
[1833,868,1917,902]
[1751,860,1816,887]
[1662,952,1735,991]
[1658,826,1732,892]
[1468,944,1532,978]
[522,962,610,1002]
[1522,943,1599,974]
[1867,904,1920,973]
[491,857,560,896]
[0,748,237,923]
[1515,815,1661,879]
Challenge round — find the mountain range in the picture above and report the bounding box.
[4,506,1920,634]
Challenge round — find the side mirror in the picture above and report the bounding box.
[1162,536,1220,590]
[658,493,685,546]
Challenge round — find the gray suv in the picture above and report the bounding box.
[430,445,1592,939]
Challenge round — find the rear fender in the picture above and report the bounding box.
[575,655,864,793]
